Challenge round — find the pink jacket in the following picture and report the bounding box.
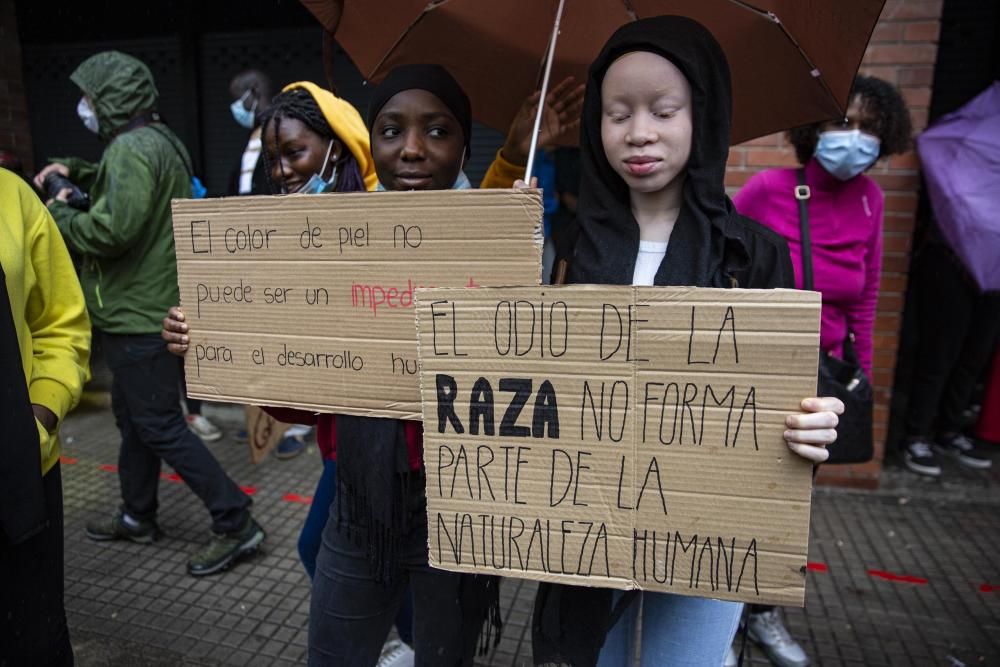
[733,158,883,374]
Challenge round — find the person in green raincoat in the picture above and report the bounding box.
[36,51,266,577]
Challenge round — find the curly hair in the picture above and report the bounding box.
[788,75,913,165]
[258,88,366,194]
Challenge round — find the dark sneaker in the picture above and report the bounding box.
[187,516,265,576]
[275,434,306,460]
[86,510,161,544]
[903,440,942,477]
[935,433,993,470]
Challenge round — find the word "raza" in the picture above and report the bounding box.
[436,374,559,438]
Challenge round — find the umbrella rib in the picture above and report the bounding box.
[367,0,455,80]
[721,0,846,117]
[620,0,639,21]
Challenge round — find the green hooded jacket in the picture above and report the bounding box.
[49,51,192,334]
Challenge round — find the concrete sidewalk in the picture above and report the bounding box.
[58,399,999,666]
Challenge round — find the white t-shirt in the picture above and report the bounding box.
[239,128,263,195]
[632,240,668,286]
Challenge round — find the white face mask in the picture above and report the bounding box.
[77,97,99,134]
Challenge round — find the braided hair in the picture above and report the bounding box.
[258,88,367,194]
[788,75,913,165]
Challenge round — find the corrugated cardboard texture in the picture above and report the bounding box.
[415,286,821,607]
[244,406,291,464]
[171,190,542,419]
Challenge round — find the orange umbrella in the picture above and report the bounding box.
[304,0,883,170]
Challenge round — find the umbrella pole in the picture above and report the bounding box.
[525,0,567,181]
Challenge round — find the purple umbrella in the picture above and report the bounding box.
[916,82,1000,292]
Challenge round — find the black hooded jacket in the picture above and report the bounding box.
[534,16,793,666]
[567,16,793,291]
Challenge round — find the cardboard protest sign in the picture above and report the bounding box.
[244,406,292,464]
[171,190,542,419]
[415,286,821,606]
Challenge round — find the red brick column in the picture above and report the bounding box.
[0,0,34,173]
[726,1,944,488]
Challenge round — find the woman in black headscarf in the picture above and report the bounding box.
[531,16,843,666]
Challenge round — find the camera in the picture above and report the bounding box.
[43,172,90,210]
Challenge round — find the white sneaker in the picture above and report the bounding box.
[377,639,414,667]
[746,609,810,667]
[186,414,223,442]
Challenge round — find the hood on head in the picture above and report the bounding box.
[579,15,733,222]
[571,16,743,287]
[282,81,379,191]
[70,51,158,142]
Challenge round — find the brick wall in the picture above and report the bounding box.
[0,0,33,173]
[726,0,944,488]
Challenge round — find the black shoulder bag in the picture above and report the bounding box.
[795,168,875,464]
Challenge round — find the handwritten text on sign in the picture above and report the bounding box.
[171,190,542,419]
[415,286,821,606]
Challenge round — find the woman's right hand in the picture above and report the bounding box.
[162,306,190,356]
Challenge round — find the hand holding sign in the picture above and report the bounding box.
[416,285,823,607]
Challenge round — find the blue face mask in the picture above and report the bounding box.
[814,129,881,181]
[230,90,257,130]
[297,140,339,195]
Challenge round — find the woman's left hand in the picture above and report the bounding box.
[784,397,845,463]
[502,76,585,165]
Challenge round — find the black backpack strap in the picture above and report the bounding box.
[795,168,814,291]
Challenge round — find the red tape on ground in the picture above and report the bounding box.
[807,562,828,572]
[282,493,313,505]
[867,569,928,585]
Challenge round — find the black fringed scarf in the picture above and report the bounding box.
[534,16,794,666]
[335,63,501,654]
[0,260,47,545]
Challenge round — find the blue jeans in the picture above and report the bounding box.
[298,459,339,579]
[298,458,414,645]
[597,591,742,667]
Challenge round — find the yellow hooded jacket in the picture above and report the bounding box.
[0,169,91,474]
[282,81,379,192]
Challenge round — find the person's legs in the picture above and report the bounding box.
[298,458,337,578]
[394,588,415,646]
[308,521,408,665]
[901,244,977,475]
[408,568,494,666]
[903,244,976,439]
[0,465,74,666]
[638,592,742,667]
[104,334,251,534]
[109,354,162,525]
[596,590,639,667]
[937,294,1000,434]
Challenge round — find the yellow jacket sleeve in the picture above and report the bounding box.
[12,172,91,471]
[480,150,526,189]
